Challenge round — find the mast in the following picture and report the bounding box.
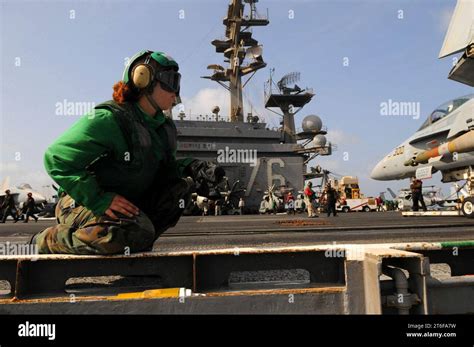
[202,0,269,122]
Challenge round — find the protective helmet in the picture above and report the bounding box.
[122,50,180,95]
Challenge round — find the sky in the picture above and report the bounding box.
[1,0,473,200]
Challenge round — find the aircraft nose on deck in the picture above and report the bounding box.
[370,160,386,180]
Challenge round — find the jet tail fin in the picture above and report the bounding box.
[439,0,474,58]
[387,188,397,199]
[0,176,11,193]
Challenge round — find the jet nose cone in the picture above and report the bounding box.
[371,161,385,180]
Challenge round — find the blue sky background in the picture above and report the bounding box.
[1,0,473,199]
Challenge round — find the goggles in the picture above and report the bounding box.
[155,70,181,95]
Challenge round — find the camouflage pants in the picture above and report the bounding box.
[32,179,191,255]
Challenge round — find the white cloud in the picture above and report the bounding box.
[326,129,362,146]
[179,87,279,127]
[180,88,230,121]
[0,162,21,173]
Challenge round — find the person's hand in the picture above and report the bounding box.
[105,194,140,220]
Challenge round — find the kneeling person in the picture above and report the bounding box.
[31,50,223,255]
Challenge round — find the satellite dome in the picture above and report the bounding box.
[313,134,327,147]
[302,115,322,132]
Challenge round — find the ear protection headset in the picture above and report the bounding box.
[122,50,181,111]
[123,50,180,91]
[130,53,156,90]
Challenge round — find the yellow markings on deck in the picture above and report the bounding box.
[107,288,192,300]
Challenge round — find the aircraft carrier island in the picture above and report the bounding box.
[0,0,473,330]
[173,0,330,213]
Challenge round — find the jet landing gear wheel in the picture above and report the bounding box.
[461,197,474,218]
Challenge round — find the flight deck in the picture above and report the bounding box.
[1,212,473,250]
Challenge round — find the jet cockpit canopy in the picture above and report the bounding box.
[417,94,474,131]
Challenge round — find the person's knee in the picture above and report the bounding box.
[123,222,156,252]
[33,211,157,255]
[93,211,157,254]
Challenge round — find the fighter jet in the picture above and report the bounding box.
[371,94,474,213]
[371,0,474,218]
[0,176,47,208]
[371,94,474,181]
